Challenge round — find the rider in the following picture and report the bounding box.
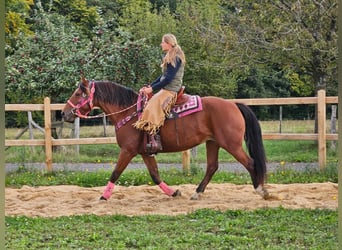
[134,33,186,153]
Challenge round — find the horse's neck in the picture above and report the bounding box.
[97,101,136,126]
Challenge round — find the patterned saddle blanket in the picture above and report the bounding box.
[167,94,203,119]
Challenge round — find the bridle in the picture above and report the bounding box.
[66,81,147,129]
[67,82,96,119]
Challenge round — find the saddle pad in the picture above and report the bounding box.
[171,95,202,118]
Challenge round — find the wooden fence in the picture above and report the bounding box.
[5,90,338,172]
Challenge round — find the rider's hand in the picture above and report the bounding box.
[140,86,152,96]
[144,87,153,95]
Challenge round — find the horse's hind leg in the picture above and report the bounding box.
[227,147,268,199]
[142,155,181,197]
[191,140,220,200]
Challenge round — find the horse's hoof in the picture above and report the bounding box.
[255,185,269,200]
[190,192,201,200]
[100,196,107,201]
[262,189,270,200]
[172,189,181,197]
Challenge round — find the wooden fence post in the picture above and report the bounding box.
[44,97,53,172]
[182,150,190,174]
[317,90,326,169]
[27,111,35,152]
[330,105,337,150]
[103,116,107,137]
[74,117,80,154]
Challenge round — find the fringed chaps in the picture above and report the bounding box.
[134,89,177,135]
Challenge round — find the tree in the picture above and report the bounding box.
[86,0,122,31]
[5,0,34,54]
[5,6,160,126]
[38,0,100,37]
[5,11,89,104]
[5,9,160,104]
[222,0,337,96]
[117,0,177,44]
[6,0,337,114]
[174,0,238,98]
[82,27,160,90]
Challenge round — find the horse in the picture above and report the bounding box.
[61,77,269,201]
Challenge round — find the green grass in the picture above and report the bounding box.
[5,208,338,249]
[4,140,338,164]
[5,162,338,188]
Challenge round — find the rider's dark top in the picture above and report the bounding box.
[151,56,184,93]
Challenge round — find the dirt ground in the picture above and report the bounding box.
[5,182,338,217]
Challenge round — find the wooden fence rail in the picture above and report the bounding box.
[5,90,338,172]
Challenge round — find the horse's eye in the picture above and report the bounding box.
[75,93,81,97]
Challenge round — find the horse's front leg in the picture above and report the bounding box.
[100,149,136,200]
[142,155,181,197]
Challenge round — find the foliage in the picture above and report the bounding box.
[81,28,160,90]
[5,11,88,104]
[225,0,338,96]
[86,0,122,21]
[5,208,338,249]
[118,0,169,42]
[5,0,338,124]
[5,4,160,103]
[234,67,293,118]
[5,4,160,126]
[39,0,99,37]
[5,0,34,50]
[174,0,238,97]
[286,72,315,97]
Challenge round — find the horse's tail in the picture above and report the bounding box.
[236,103,267,186]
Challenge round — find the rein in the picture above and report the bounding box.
[72,102,140,120]
[67,82,146,130]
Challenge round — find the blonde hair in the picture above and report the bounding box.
[161,34,186,69]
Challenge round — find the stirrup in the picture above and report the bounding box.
[146,134,162,154]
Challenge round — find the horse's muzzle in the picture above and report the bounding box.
[61,110,76,123]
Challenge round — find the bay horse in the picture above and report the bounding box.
[61,78,269,201]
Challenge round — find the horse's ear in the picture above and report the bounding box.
[80,75,89,87]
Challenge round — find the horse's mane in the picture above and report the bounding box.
[92,81,138,107]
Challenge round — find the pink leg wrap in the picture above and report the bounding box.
[102,181,115,200]
[159,182,175,196]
